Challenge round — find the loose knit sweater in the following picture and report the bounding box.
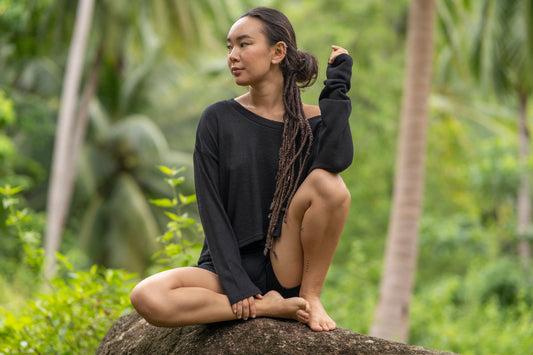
[193,53,353,305]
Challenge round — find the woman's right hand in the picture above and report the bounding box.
[232,294,262,320]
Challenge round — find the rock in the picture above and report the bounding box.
[96,312,457,355]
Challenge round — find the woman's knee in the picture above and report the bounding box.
[307,169,351,208]
[130,281,154,312]
[130,278,170,324]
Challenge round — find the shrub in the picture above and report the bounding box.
[410,259,533,354]
[148,166,203,272]
[0,166,202,354]
[0,186,136,354]
[0,265,136,354]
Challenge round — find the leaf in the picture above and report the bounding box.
[164,212,195,227]
[56,252,73,271]
[149,198,174,207]
[158,165,176,176]
[0,185,22,196]
[90,264,98,275]
[179,194,197,205]
[165,177,185,187]
[165,211,181,221]
[22,231,40,244]
[2,197,18,209]
[158,166,186,177]
[161,230,174,241]
[165,243,183,256]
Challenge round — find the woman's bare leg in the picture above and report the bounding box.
[270,169,351,332]
[130,267,309,327]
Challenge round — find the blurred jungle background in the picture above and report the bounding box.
[1,0,532,354]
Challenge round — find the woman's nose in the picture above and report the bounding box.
[228,47,239,61]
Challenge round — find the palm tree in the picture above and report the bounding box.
[437,0,533,269]
[370,0,436,343]
[469,0,533,269]
[76,109,191,273]
[45,0,95,277]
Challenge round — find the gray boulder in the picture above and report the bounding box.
[97,312,457,354]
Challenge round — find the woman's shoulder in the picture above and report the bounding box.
[203,100,233,115]
[303,104,321,119]
[199,100,237,125]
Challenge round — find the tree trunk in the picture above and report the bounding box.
[44,0,95,277]
[517,93,532,270]
[61,43,103,245]
[370,0,436,343]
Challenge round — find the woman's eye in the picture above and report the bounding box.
[240,43,250,47]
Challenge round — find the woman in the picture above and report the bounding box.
[130,6,353,332]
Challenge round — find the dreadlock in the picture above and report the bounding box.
[239,7,318,254]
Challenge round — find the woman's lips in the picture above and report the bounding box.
[231,67,243,75]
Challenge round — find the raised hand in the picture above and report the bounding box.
[329,45,349,64]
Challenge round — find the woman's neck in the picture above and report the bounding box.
[237,72,285,121]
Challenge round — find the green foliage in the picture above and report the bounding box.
[0,265,135,354]
[1,1,532,354]
[0,167,202,353]
[410,259,533,355]
[471,137,521,205]
[322,239,381,335]
[0,91,18,187]
[0,187,136,354]
[417,215,490,280]
[76,112,190,272]
[0,184,47,298]
[0,92,52,293]
[1,185,43,277]
[0,91,15,127]
[148,166,203,272]
[0,90,49,211]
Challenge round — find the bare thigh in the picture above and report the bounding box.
[270,170,349,290]
[134,266,225,295]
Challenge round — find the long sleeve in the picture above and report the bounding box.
[193,108,262,305]
[311,53,354,173]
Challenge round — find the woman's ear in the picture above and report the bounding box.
[272,41,287,64]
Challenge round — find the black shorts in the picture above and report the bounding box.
[195,240,300,299]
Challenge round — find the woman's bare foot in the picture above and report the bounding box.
[257,291,310,323]
[305,297,336,332]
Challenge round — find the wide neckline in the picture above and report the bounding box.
[229,99,321,129]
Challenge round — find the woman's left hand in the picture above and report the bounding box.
[329,45,349,64]
[232,293,262,320]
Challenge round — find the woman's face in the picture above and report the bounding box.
[226,16,278,86]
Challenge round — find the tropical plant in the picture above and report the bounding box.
[75,111,191,273]
[0,185,136,354]
[0,91,17,188]
[0,166,202,354]
[148,166,203,273]
[473,0,533,268]
[438,0,533,268]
